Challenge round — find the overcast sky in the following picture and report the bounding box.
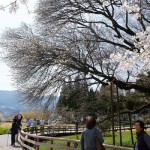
[0,1,37,91]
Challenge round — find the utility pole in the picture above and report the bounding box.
[129,112,134,144]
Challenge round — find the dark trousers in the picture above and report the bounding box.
[26,126,30,132]
[11,133,16,145]
[40,125,44,134]
[32,127,37,134]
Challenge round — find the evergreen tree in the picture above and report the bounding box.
[57,76,89,119]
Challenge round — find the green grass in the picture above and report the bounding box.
[39,130,150,150]
[0,122,26,134]
[39,138,80,150]
[60,132,135,147]
[0,122,12,129]
[0,128,10,134]
[39,132,135,149]
[1,122,149,149]
[61,134,80,140]
[0,122,11,134]
[104,131,136,147]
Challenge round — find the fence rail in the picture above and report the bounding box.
[24,125,83,135]
[19,126,133,150]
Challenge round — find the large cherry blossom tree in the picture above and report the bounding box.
[0,0,150,104]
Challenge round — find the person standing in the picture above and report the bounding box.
[40,118,45,134]
[80,116,104,150]
[134,120,150,150]
[47,119,52,134]
[14,114,23,143]
[10,118,21,146]
[48,119,52,126]
[32,118,37,134]
[26,118,31,132]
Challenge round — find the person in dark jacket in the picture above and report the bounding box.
[14,114,23,126]
[134,120,150,150]
[14,114,23,143]
[10,118,21,146]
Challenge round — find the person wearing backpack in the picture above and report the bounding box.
[134,120,150,150]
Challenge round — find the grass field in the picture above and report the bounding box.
[0,122,26,134]
[39,129,150,150]
[39,133,133,150]
[0,122,12,134]
[1,122,150,149]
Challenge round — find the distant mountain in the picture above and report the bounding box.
[0,90,59,116]
[0,90,26,115]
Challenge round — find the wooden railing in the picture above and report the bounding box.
[19,126,133,150]
[23,125,83,135]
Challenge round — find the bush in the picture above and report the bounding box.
[98,121,111,132]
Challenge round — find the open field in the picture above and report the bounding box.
[1,122,150,149]
[0,122,12,134]
[0,122,12,129]
[0,122,26,134]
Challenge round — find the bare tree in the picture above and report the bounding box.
[35,0,150,93]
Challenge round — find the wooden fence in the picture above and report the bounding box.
[19,126,133,150]
[24,125,83,135]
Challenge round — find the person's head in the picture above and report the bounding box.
[134,120,144,133]
[15,114,23,120]
[85,116,96,129]
[17,114,22,119]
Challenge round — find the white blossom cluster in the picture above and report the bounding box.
[0,0,28,13]
[19,0,28,5]
[9,1,19,13]
[110,1,150,76]
[120,1,140,13]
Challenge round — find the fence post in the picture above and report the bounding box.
[74,142,78,148]
[65,126,66,133]
[70,126,71,133]
[36,138,39,150]
[50,140,53,150]
[67,141,70,148]
[20,132,25,150]
[34,138,36,149]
